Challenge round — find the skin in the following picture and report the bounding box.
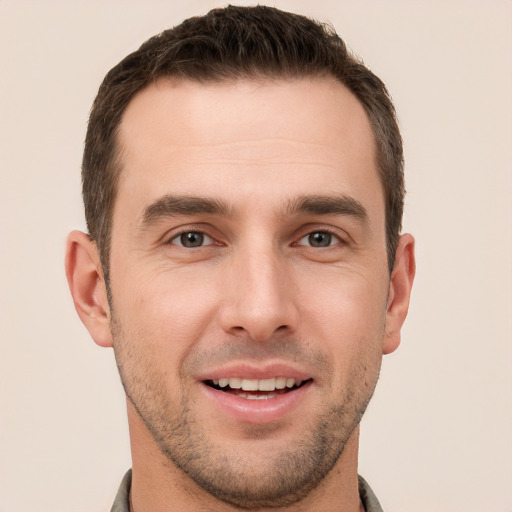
[66,77,415,511]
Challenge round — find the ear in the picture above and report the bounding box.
[383,233,416,355]
[65,230,113,348]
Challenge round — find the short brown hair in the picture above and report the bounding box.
[82,5,404,284]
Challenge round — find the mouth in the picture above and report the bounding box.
[198,364,314,423]
[204,377,312,400]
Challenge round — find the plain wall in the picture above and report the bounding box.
[1,1,511,511]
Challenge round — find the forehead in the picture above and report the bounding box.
[115,77,382,220]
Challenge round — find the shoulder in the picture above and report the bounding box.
[110,469,132,512]
[358,475,384,512]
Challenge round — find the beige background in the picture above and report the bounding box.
[1,1,511,511]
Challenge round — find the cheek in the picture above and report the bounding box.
[110,269,223,408]
[298,269,388,368]
[300,267,388,329]
[111,265,221,354]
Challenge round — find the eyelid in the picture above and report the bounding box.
[169,231,215,247]
[296,231,341,247]
[164,224,222,247]
[293,225,349,246]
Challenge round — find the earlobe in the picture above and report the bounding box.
[383,233,416,354]
[65,230,113,348]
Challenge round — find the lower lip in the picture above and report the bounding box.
[200,381,312,424]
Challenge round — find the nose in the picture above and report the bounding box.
[218,244,299,342]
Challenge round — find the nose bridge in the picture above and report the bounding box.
[220,236,297,341]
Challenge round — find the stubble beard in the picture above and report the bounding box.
[111,318,381,509]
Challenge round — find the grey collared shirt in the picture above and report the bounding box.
[111,470,384,512]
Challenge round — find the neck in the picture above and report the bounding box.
[127,400,363,512]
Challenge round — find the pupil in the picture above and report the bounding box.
[309,232,331,247]
[181,232,203,247]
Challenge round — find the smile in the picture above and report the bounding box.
[204,377,312,401]
[203,377,313,423]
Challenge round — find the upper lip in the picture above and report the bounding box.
[196,362,312,382]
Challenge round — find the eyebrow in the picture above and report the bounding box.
[140,193,368,227]
[286,194,368,222]
[140,195,233,226]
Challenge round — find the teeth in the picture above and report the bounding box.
[258,378,276,391]
[242,393,278,400]
[212,377,303,392]
[241,379,259,391]
[228,378,242,389]
[275,377,287,389]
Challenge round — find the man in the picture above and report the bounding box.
[65,5,415,511]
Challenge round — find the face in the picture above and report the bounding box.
[109,77,393,508]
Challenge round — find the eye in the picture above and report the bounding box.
[297,231,340,248]
[170,231,214,248]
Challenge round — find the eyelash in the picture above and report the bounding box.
[169,230,217,248]
[167,228,346,249]
[295,230,343,248]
